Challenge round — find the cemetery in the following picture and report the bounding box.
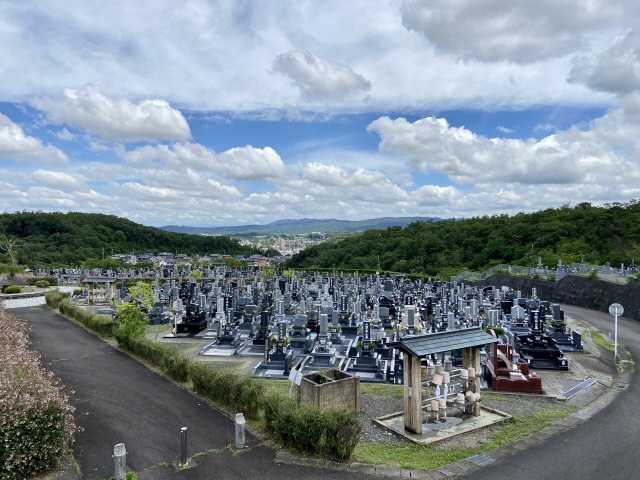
[27,263,616,451]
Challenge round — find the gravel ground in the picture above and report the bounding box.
[359,391,571,446]
[1,286,76,309]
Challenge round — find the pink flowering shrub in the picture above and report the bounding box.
[0,305,77,479]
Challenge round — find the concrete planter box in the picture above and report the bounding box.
[298,369,360,413]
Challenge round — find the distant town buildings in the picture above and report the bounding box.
[238,233,329,256]
[106,233,329,268]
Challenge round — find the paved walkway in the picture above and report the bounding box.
[10,303,632,479]
[15,306,388,480]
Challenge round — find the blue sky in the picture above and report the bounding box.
[1,1,639,226]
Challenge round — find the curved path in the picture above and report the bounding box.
[463,305,638,479]
[14,304,637,479]
[16,306,390,480]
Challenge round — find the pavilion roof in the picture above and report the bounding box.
[387,327,499,358]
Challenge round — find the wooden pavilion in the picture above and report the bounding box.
[388,327,499,434]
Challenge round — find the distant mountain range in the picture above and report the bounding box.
[159,217,439,235]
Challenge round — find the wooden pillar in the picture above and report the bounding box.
[461,348,470,369]
[461,347,483,416]
[404,354,423,434]
[471,347,481,416]
[88,283,94,305]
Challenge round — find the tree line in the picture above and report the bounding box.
[0,211,272,268]
[288,202,640,277]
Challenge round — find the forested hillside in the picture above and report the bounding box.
[289,202,640,276]
[0,211,260,267]
[161,216,437,235]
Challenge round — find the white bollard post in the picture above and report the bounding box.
[113,443,126,480]
[235,413,245,449]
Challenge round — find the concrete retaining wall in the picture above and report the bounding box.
[473,274,640,322]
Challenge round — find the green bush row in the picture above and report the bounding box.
[27,276,58,287]
[117,335,191,383]
[46,293,120,338]
[44,290,69,309]
[46,299,362,461]
[262,393,361,461]
[1,306,76,479]
[2,285,22,294]
[189,362,265,419]
[116,331,360,459]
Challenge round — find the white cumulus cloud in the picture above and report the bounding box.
[32,85,191,143]
[0,114,68,163]
[367,116,621,185]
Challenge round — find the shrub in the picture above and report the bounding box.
[51,297,118,339]
[43,298,359,462]
[0,306,76,479]
[45,291,69,309]
[27,276,58,287]
[35,280,50,288]
[118,336,190,383]
[59,300,95,327]
[114,303,148,344]
[262,392,361,461]
[2,285,22,294]
[88,314,119,338]
[189,363,265,419]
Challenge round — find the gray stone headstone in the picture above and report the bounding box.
[319,313,328,335]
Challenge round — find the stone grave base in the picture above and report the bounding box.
[374,405,511,445]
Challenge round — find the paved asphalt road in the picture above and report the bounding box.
[463,304,639,480]
[17,306,391,480]
[14,304,639,479]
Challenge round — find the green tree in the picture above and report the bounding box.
[115,303,148,343]
[0,263,25,282]
[189,269,204,284]
[129,282,154,310]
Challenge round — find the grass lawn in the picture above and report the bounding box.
[353,407,576,471]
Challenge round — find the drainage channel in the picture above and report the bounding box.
[468,454,494,466]
[561,377,599,399]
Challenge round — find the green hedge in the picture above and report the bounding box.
[47,295,119,338]
[117,336,190,383]
[2,285,22,294]
[28,276,58,287]
[262,392,361,461]
[189,362,265,419]
[1,306,76,479]
[45,299,362,462]
[88,314,119,338]
[59,299,96,326]
[44,291,69,309]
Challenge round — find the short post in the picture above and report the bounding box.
[113,443,126,480]
[235,413,245,449]
[180,427,188,465]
